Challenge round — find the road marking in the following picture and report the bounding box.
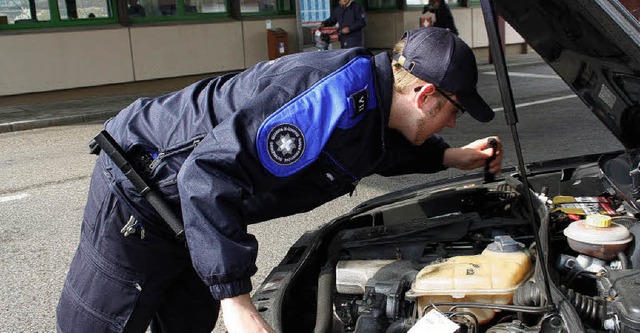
[0,193,31,203]
[492,95,578,112]
[482,71,562,79]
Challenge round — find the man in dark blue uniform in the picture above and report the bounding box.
[423,0,459,35]
[57,27,502,332]
[320,0,367,48]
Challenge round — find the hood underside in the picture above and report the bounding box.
[494,0,640,150]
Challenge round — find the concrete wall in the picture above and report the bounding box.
[0,17,299,96]
[0,28,134,96]
[242,18,299,68]
[364,11,405,49]
[129,22,246,81]
[365,6,523,49]
[0,6,523,97]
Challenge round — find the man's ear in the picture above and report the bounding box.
[416,83,436,108]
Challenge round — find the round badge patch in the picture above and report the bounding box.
[267,124,305,165]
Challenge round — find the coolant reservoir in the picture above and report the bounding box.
[406,235,532,324]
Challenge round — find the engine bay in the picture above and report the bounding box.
[318,160,640,333]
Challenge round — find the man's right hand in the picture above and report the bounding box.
[442,136,503,174]
[221,294,275,333]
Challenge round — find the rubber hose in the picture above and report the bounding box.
[513,280,544,306]
[385,319,411,333]
[561,287,606,325]
[515,281,605,325]
[618,251,629,269]
[314,264,336,333]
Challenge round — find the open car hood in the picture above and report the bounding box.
[494,0,640,149]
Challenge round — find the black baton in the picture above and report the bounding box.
[90,130,185,240]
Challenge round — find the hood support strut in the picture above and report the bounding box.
[479,0,557,316]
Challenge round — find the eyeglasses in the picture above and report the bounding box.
[414,86,466,119]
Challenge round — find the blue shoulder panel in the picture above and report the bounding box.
[257,56,378,178]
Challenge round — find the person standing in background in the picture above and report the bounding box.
[423,0,459,36]
[320,0,366,48]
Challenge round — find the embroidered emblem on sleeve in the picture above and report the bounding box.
[256,55,377,178]
[268,124,305,165]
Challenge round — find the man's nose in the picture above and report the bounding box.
[445,112,456,128]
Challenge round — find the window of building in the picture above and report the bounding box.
[58,0,111,19]
[137,0,226,17]
[0,0,116,28]
[299,0,328,24]
[1,0,52,24]
[240,0,293,14]
[0,0,299,29]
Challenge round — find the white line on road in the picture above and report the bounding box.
[482,71,562,79]
[492,94,578,112]
[0,193,31,203]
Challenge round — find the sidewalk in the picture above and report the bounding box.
[0,51,544,134]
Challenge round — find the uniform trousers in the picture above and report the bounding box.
[57,154,219,332]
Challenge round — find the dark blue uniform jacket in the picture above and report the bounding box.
[322,1,366,48]
[103,48,450,300]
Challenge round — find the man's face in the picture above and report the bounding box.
[339,0,350,7]
[401,86,462,145]
[388,84,464,145]
[413,92,459,143]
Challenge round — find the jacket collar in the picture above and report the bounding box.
[373,51,392,128]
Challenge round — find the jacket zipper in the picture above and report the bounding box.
[149,136,204,171]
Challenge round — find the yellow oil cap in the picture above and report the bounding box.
[585,214,612,228]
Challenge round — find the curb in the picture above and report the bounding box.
[0,110,119,134]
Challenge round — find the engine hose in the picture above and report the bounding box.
[618,251,629,269]
[314,264,336,333]
[514,281,606,325]
[513,280,545,307]
[354,309,387,333]
[385,319,411,333]
[560,286,606,325]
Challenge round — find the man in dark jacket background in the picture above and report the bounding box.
[423,0,459,35]
[320,0,367,48]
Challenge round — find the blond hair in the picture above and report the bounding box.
[391,37,447,111]
[391,38,422,94]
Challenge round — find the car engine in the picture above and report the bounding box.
[320,165,640,333]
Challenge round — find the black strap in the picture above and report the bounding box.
[89,130,185,241]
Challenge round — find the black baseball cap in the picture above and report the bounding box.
[392,27,494,122]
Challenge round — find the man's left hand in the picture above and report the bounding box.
[341,27,350,34]
[443,136,502,174]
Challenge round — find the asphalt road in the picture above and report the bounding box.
[0,62,625,333]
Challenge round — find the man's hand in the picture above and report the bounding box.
[221,294,275,333]
[443,136,502,174]
[341,27,350,34]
